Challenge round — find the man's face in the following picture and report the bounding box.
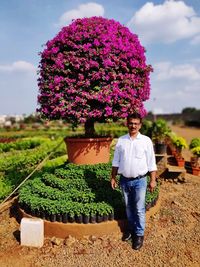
[127,118,142,136]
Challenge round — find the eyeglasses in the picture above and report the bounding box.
[127,122,141,126]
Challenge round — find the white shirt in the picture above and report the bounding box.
[112,132,157,178]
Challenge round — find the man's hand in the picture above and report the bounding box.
[149,180,157,193]
[111,178,118,189]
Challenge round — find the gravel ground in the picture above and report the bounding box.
[0,173,200,267]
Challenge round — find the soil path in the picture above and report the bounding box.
[0,126,199,267]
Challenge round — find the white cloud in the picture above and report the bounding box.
[190,34,200,45]
[154,61,200,81]
[0,61,36,73]
[127,0,200,44]
[145,60,200,114]
[57,2,105,27]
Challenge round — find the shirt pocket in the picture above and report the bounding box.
[135,148,145,159]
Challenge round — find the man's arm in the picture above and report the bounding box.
[149,171,157,192]
[111,166,119,189]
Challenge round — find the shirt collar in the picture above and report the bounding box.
[127,132,141,140]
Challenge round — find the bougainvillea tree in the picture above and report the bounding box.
[37,17,152,136]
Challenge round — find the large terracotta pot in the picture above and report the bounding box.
[64,137,113,165]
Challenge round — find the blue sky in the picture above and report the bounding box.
[0,0,200,115]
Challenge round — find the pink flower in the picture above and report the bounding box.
[37,17,153,126]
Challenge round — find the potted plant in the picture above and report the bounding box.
[171,135,187,167]
[190,138,200,167]
[190,146,200,175]
[37,16,152,164]
[172,135,188,155]
[189,138,200,175]
[82,204,90,224]
[152,119,171,154]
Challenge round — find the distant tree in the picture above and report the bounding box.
[182,107,196,114]
[24,114,42,124]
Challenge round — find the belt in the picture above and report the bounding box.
[121,173,147,181]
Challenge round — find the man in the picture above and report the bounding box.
[111,113,157,250]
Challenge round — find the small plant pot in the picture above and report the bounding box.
[83,215,90,224]
[50,214,56,222]
[45,213,51,221]
[192,167,200,176]
[68,215,75,223]
[103,214,109,222]
[108,213,114,221]
[176,158,185,167]
[90,215,97,224]
[31,209,36,217]
[35,210,41,217]
[62,213,68,223]
[40,211,46,220]
[155,143,167,154]
[75,214,83,224]
[56,214,62,222]
[96,215,103,223]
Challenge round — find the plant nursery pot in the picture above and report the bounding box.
[40,211,46,220]
[75,214,83,224]
[83,215,90,224]
[56,214,62,222]
[68,215,75,223]
[64,137,113,165]
[90,215,97,224]
[155,143,167,154]
[62,213,68,223]
[103,214,109,222]
[50,214,57,222]
[97,215,103,223]
[176,158,185,167]
[192,167,200,176]
[191,156,200,168]
[108,213,114,221]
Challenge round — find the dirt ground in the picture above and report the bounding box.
[0,126,200,267]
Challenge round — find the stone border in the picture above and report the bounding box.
[18,198,161,239]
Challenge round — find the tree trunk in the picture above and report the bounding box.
[84,119,95,137]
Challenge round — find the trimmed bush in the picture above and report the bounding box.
[19,163,159,223]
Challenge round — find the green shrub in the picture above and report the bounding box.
[18,163,160,220]
[191,146,200,157]
[189,138,200,149]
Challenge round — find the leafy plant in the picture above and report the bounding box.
[191,146,200,157]
[189,138,200,149]
[152,119,171,143]
[18,163,160,222]
[171,135,188,150]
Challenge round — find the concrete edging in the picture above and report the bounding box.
[19,198,161,239]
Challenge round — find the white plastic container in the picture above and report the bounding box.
[20,218,44,247]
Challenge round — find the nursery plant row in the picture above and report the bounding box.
[18,163,159,224]
[0,137,66,201]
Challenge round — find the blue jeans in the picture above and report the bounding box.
[120,175,147,236]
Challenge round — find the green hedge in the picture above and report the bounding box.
[19,163,159,222]
[0,137,66,201]
[0,137,44,152]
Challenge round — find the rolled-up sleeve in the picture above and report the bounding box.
[112,140,120,167]
[146,139,157,172]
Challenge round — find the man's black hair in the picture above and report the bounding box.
[127,113,142,123]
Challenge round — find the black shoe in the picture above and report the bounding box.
[122,232,132,242]
[132,235,144,250]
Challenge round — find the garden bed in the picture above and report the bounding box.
[18,163,160,226]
